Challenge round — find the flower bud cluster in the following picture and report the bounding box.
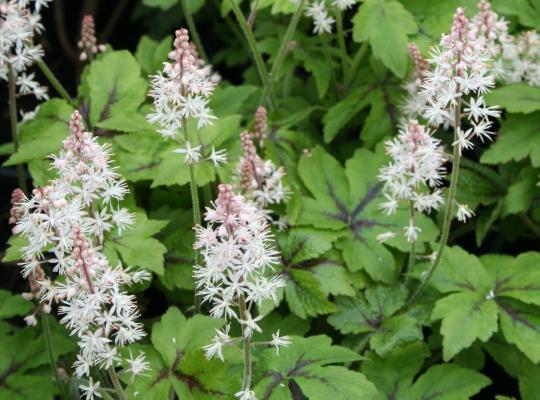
[78,15,106,62]
[147,28,217,139]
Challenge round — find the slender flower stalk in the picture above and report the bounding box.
[15,111,150,399]
[7,63,27,192]
[408,8,500,304]
[259,0,305,106]
[195,184,290,399]
[147,28,225,312]
[378,120,446,244]
[36,59,76,106]
[227,0,270,91]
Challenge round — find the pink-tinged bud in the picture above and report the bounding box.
[78,15,105,62]
[9,188,25,226]
[408,43,429,79]
[253,106,267,147]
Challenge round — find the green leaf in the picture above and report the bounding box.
[254,335,380,400]
[502,167,537,217]
[486,84,540,113]
[322,85,374,143]
[143,0,178,10]
[135,35,172,75]
[498,299,540,363]
[86,50,147,127]
[0,323,75,400]
[285,269,336,318]
[329,285,420,354]
[352,0,418,77]
[0,290,32,319]
[406,364,490,400]
[362,342,429,399]
[104,211,168,274]
[295,49,331,98]
[127,308,238,399]
[481,113,540,166]
[4,99,73,166]
[210,85,257,117]
[482,252,540,306]
[432,291,499,361]
[416,246,493,293]
[2,235,27,263]
[492,0,540,30]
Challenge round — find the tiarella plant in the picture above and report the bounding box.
[194,184,289,399]
[13,111,149,399]
[3,0,540,399]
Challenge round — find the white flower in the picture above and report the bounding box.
[306,1,335,35]
[24,314,37,326]
[404,223,421,243]
[173,141,202,164]
[0,0,51,100]
[379,120,446,242]
[79,378,101,400]
[270,330,291,355]
[15,111,148,390]
[456,203,474,222]
[332,0,355,10]
[125,351,151,382]
[203,325,232,361]
[208,146,228,167]
[147,28,217,139]
[235,390,257,400]
[239,312,263,338]
[376,231,397,243]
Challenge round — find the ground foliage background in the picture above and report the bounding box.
[2,0,540,399]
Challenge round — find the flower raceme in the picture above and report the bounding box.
[14,110,149,394]
[78,15,105,62]
[147,28,216,140]
[420,7,500,151]
[379,120,446,242]
[0,0,51,100]
[238,131,289,210]
[194,184,290,397]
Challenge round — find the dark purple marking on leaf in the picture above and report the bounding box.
[352,183,383,218]
[496,299,540,333]
[323,183,392,240]
[152,350,224,395]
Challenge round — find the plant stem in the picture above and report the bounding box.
[408,94,463,306]
[228,0,269,89]
[180,0,208,62]
[182,119,202,313]
[259,0,305,106]
[247,0,261,28]
[41,311,68,400]
[334,7,348,86]
[107,367,127,400]
[238,294,252,394]
[404,201,416,286]
[7,64,28,194]
[36,59,76,107]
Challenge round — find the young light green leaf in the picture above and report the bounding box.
[254,335,380,400]
[3,99,73,166]
[352,0,418,78]
[432,291,499,361]
[406,364,490,400]
[486,84,540,114]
